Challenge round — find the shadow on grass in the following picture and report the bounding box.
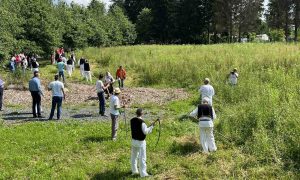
[85,96,98,101]
[169,138,199,156]
[2,116,42,121]
[2,112,48,121]
[178,115,198,123]
[71,114,93,118]
[83,136,111,143]
[2,112,32,116]
[91,170,133,180]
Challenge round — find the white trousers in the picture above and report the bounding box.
[66,65,73,76]
[131,144,149,177]
[85,71,92,81]
[199,127,217,153]
[80,65,84,76]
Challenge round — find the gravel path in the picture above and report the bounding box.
[1,84,189,124]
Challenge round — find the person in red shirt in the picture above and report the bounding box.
[15,54,21,67]
[116,66,126,89]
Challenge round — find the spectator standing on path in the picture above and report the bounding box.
[71,51,76,71]
[48,75,65,120]
[29,71,44,118]
[9,57,16,72]
[84,59,92,82]
[66,57,73,77]
[229,68,239,86]
[96,74,109,116]
[31,58,39,73]
[189,97,217,153]
[57,58,66,83]
[0,77,5,111]
[110,88,122,141]
[130,108,157,178]
[21,57,28,74]
[79,57,85,76]
[116,66,127,89]
[199,78,215,106]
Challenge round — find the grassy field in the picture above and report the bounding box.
[0,43,300,179]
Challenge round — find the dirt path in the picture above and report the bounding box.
[4,83,189,106]
[1,83,190,124]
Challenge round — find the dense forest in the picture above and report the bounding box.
[0,0,299,59]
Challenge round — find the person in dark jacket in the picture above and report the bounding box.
[130,108,157,177]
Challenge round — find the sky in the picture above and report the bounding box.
[66,0,269,10]
[64,0,112,7]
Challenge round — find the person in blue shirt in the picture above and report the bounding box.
[57,58,66,83]
[28,71,44,118]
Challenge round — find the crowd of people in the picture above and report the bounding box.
[1,49,239,177]
[8,53,40,73]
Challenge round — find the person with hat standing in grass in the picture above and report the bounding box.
[199,78,215,106]
[229,68,239,85]
[110,87,122,141]
[189,97,217,153]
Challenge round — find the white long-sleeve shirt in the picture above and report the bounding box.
[229,73,239,85]
[132,122,154,148]
[199,84,215,105]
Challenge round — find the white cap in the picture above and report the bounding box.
[202,97,210,103]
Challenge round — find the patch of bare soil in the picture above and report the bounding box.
[4,83,189,107]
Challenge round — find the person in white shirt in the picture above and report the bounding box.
[105,72,115,95]
[130,108,157,177]
[48,75,65,120]
[110,88,122,141]
[199,78,215,106]
[189,97,217,153]
[229,68,239,85]
[96,74,109,116]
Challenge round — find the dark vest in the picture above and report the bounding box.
[67,59,73,65]
[131,117,146,141]
[197,104,213,119]
[80,58,85,65]
[84,63,90,71]
[32,61,38,68]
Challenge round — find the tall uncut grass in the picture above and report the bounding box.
[78,43,300,170]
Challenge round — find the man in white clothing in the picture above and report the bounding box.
[190,97,217,153]
[110,88,122,141]
[130,108,157,177]
[229,68,239,85]
[199,78,215,105]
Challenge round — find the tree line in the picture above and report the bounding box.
[1,0,300,60]
[113,0,300,44]
[0,0,136,60]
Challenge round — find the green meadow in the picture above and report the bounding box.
[0,43,299,179]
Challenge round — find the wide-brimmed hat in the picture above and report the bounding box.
[114,88,121,94]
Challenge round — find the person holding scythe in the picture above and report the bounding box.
[189,97,217,153]
[130,108,158,178]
